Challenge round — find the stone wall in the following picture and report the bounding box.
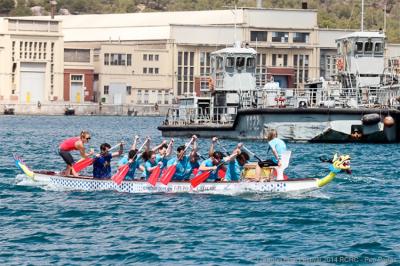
[0,103,170,116]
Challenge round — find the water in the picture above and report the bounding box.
[1,116,399,265]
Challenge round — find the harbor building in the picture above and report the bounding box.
[1,8,399,115]
[60,8,320,107]
[0,17,64,109]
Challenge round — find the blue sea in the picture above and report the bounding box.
[1,116,399,265]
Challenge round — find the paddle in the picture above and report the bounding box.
[159,137,195,185]
[148,139,174,186]
[190,161,225,188]
[112,139,148,185]
[242,145,265,163]
[72,143,121,173]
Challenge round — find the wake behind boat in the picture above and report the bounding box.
[14,154,351,195]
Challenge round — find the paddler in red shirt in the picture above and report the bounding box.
[58,130,94,176]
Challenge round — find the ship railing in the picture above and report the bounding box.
[163,106,237,126]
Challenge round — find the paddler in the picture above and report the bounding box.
[143,151,163,180]
[58,130,94,176]
[93,142,123,179]
[153,138,174,169]
[197,137,239,182]
[222,143,250,182]
[166,135,199,181]
[118,135,148,180]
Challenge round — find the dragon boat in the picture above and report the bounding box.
[14,154,351,195]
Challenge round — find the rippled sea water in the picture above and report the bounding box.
[1,116,399,265]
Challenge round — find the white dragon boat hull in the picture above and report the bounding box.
[16,171,325,195]
[14,154,351,195]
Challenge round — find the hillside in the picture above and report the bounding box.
[2,0,399,42]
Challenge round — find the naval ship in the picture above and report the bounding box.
[158,32,400,142]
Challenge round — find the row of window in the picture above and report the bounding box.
[143,67,159,74]
[250,31,309,43]
[104,53,132,66]
[137,89,171,104]
[143,54,159,61]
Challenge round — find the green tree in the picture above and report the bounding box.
[10,0,32,16]
[0,0,15,13]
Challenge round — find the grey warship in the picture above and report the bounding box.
[158,32,400,142]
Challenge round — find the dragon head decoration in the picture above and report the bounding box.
[329,153,351,174]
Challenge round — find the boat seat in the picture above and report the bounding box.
[272,150,291,180]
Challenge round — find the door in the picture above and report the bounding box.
[273,75,288,88]
[70,82,83,103]
[20,63,45,103]
[110,82,125,104]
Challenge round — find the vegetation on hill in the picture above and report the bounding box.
[1,0,399,42]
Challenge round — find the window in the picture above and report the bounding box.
[236,57,245,69]
[177,51,195,95]
[127,54,132,65]
[104,53,109,65]
[137,90,142,104]
[111,54,119,65]
[143,67,147,74]
[200,52,211,76]
[144,90,149,104]
[246,57,255,68]
[293,54,309,87]
[272,32,289,43]
[250,31,267,42]
[226,57,235,67]
[149,54,153,61]
[293,32,309,43]
[104,85,109,95]
[64,49,91,63]
[157,91,162,104]
[356,42,363,53]
[155,54,159,61]
[71,75,83,81]
[149,68,153,74]
[272,54,288,67]
[126,86,132,95]
[155,68,159,74]
[374,42,383,54]
[216,56,223,70]
[143,54,147,61]
[365,41,373,53]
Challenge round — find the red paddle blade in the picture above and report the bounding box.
[72,158,94,172]
[148,166,161,186]
[160,165,177,185]
[190,171,211,188]
[112,164,129,185]
[192,168,199,176]
[218,168,226,179]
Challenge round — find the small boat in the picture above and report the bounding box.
[4,105,15,115]
[14,154,350,195]
[64,106,75,115]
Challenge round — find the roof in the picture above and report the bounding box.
[336,31,385,41]
[213,44,257,55]
[59,9,244,29]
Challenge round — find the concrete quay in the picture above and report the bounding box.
[0,103,169,116]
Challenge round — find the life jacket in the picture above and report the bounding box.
[59,137,80,151]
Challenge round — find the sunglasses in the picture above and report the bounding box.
[85,137,91,140]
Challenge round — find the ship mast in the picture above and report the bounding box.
[361,0,364,31]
